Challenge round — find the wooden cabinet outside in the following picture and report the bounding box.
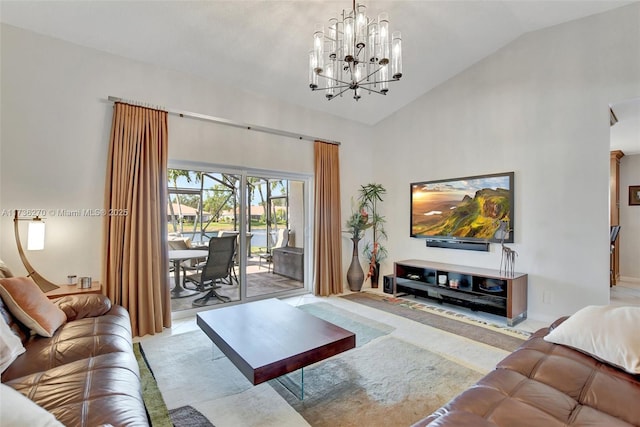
[273,247,303,282]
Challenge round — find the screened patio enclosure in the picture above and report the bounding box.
[167,168,308,311]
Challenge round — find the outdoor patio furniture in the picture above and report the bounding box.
[258,228,289,272]
[190,235,237,306]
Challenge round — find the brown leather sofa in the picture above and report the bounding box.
[1,293,149,426]
[414,318,640,426]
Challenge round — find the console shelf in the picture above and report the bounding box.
[394,259,527,326]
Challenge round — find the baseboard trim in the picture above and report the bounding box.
[618,276,640,283]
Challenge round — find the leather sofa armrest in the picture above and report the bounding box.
[54,294,112,321]
[549,316,570,331]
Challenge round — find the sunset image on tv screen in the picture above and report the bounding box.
[411,175,511,241]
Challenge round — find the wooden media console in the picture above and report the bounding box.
[394,259,527,326]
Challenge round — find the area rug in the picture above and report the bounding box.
[138,303,394,409]
[169,406,215,427]
[297,302,394,346]
[139,302,488,426]
[134,343,172,427]
[269,334,482,427]
[342,291,529,351]
[134,343,214,427]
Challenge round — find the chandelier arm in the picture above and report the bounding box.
[312,84,352,92]
[317,72,352,87]
[373,78,400,83]
[358,78,397,87]
[356,86,388,96]
[330,86,353,99]
[358,66,384,85]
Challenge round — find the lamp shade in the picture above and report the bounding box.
[27,221,45,251]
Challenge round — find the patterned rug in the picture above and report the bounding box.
[269,303,483,427]
[342,291,529,352]
[169,406,214,427]
[134,343,214,427]
[139,301,494,426]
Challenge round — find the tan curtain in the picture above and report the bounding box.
[103,102,170,337]
[314,141,343,295]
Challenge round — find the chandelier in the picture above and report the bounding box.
[309,1,403,101]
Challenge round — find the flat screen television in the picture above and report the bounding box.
[410,172,514,244]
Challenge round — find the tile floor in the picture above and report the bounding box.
[137,278,640,343]
[610,278,640,306]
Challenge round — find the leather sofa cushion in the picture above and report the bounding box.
[1,305,133,382]
[54,293,112,321]
[5,352,148,427]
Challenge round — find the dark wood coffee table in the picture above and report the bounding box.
[196,298,355,397]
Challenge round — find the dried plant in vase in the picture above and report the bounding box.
[358,183,387,287]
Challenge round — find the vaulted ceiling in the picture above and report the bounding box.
[2,1,635,127]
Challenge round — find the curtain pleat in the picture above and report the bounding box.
[103,102,170,337]
[314,141,343,296]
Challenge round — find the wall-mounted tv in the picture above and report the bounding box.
[410,172,514,246]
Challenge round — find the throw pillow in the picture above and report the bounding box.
[544,305,640,374]
[0,383,64,427]
[0,277,67,337]
[0,259,13,279]
[0,316,26,373]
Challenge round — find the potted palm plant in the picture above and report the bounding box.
[358,183,387,288]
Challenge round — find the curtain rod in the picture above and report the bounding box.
[107,96,340,146]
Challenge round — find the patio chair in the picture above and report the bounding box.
[258,228,289,272]
[217,231,253,284]
[190,235,237,306]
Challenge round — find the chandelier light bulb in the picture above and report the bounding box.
[308,1,403,101]
[343,16,355,61]
[308,51,318,89]
[378,12,389,65]
[328,18,338,58]
[380,64,389,94]
[356,4,367,48]
[313,24,324,73]
[391,31,403,79]
[326,65,335,99]
[368,24,378,62]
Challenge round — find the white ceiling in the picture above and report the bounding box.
[0,0,636,130]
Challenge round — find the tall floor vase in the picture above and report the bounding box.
[346,237,364,292]
[370,262,381,288]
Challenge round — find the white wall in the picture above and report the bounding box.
[619,153,640,281]
[372,4,640,323]
[0,24,373,287]
[1,4,638,322]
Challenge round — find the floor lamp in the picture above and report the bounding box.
[13,210,59,292]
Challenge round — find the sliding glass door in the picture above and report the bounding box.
[245,176,306,298]
[168,166,309,312]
